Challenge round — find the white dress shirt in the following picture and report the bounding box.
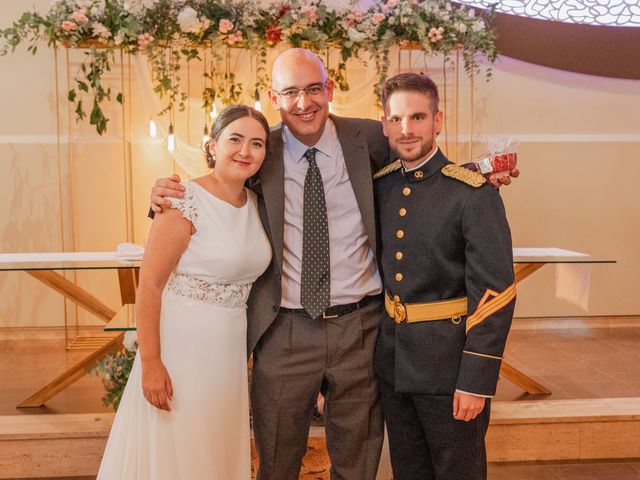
[280,119,382,308]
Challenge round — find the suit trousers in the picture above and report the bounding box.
[380,379,490,480]
[251,299,385,480]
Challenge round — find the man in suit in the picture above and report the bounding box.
[373,72,516,480]
[153,48,388,480]
[149,49,517,480]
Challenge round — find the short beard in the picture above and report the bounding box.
[396,136,435,163]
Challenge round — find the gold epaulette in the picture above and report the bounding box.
[441,164,486,188]
[373,159,402,180]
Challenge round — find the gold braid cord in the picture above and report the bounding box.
[441,164,486,188]
[373,159,402,180]
[465,283,517,334]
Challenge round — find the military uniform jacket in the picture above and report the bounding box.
[373,148,516,396]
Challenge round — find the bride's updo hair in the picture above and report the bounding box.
[205,104,270,168]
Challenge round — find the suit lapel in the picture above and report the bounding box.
[259,127,286,272]
[332,116,377,256]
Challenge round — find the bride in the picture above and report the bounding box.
[98,105,272,479]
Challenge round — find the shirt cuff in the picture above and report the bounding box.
[455,389,493,399]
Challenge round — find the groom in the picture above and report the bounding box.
[150,48,516,480]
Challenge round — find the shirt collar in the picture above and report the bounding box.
[282,119,336,164]
[402,146,440,172]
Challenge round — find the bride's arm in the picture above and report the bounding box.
[136,207,192,411]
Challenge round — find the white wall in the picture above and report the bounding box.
[1,1,638,327]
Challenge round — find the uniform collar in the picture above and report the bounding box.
[401,147,449,183]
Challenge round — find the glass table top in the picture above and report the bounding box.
[0,252,141,271]
[105,304,136,331]
[0,248,615,271]
[0,260,141,271]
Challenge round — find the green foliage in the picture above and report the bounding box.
[0,0,498,134]
[94,346,136,411]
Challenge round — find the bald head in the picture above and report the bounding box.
[268,48,334,146]
[271,48,328,90]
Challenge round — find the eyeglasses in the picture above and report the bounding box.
[273,82,327,101]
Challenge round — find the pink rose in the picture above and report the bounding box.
[301,5,318,23]
[373,12,386,24]
[349,10,364,22]
[137,33,154,52]
[71,10,89,25]
[219,19,234,34]
[386,0,399,9]
[227,31,243,45]
[428,27,444,42]
[62,20,78,32]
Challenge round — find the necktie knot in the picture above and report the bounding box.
[303,148,318,164]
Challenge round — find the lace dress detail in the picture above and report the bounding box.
[98,179,271,480]
[166,273,251,309]
[167,183,201,230]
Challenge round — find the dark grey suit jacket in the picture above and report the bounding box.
[246,115,390,354]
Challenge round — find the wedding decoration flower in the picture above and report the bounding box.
[94,330,138,410]
[1,0,497,134]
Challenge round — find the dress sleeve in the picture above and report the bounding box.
[167,183,201,231]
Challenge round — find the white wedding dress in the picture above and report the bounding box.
[98,181,271,479]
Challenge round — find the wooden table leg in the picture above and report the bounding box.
[514,263,545,283]
[500,262,552,395]
[117,268,139,305]
[27,270,116,322]
[16,270,133,408]
[18,334,124,408]
[500,360,551,395]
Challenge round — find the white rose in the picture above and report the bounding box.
[123,331,138,352]
[472,19,485,32]
[114,31,125,45]
[178,7,202,33]
[348,27,367,43]
[457,22,467,33]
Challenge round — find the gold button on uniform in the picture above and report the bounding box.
[395,251,403,260]
[403,187,411,196]
[396,230,404,239]
[395,273,403,282]
[414,171,424,179]
[399,208,407,217]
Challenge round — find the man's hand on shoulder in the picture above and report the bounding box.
[150,174,184,214]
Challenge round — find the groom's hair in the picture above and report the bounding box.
[205,104,270,168]
[381,73,440,115]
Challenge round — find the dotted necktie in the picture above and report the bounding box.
[300,148,330,318]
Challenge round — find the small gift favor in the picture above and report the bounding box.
[474,137,518,177]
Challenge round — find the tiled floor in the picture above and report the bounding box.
[4,317,639,414]
[489,460,640,479]
[1,317,639,480]
[9,460,640,479]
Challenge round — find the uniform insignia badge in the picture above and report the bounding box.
[373,159,402,180]
[441,164,486,187]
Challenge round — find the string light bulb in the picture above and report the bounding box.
[167,124,176,152]
[328,101,333,114]
[209,103,218,120]
[253,89,262,112]
[149,118,157,138]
